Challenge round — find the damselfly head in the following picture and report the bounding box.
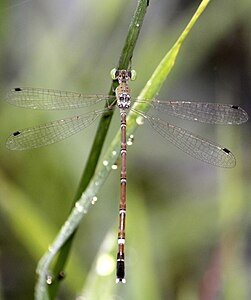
[110,69,136,83]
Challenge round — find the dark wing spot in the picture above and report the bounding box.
[13,131,21,136]
[223,148,230,154]
[231,105,239,110]
[14,88,22,92]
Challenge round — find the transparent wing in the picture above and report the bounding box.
[133,99,248,125]
[6,109,110,150]
[134,110,236,168]
[6,87,114,110]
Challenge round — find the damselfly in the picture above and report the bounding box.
[5,69,248,283]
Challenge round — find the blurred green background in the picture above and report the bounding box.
[0,0,251,299]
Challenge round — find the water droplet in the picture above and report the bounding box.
[58,271,65,280]
[46,275,53,285]
[112,164,118,170]
[136,116,144,125]
[127,134,134,146]
[91,196,98,205]
[112,150,117,156]
[103,160,109,166]
[48,245,55,253]
[136,23,140,27]
[75,201,84,212]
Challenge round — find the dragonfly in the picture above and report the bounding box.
[5,69,248,283]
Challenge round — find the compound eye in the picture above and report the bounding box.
[130,70,136,81]
[110,68,119,79]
